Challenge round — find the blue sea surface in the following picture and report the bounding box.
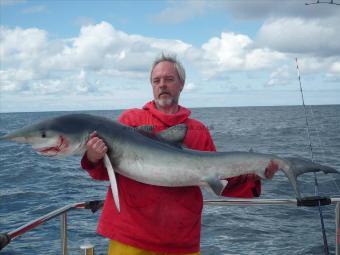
[0,105,339,254]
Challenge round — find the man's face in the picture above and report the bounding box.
[151,61,184,108]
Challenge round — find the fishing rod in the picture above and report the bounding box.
[295,58,329,255]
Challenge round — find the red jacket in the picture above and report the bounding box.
[81,101,261,253]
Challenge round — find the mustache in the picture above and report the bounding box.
[158,91,171,97]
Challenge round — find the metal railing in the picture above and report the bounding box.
[0,198,339,254]
[0,200,103,254]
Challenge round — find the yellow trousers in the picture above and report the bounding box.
[108,240,200,255]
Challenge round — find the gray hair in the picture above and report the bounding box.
[150,53,186,84]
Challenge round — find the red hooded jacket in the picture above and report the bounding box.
[81,101,261,253]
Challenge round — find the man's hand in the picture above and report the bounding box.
[86,131,108,164]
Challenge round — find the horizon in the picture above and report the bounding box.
[1,102,338,115]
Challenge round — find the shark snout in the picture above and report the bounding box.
[0,133,27,143]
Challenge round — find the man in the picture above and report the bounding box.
[81,54,261,255]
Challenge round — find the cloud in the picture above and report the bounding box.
[293,56,340,78]
[325,61,340,83]
[267,65,295,87]
[329,62,340,74]
[45,22,191,73]
[219,0,340,20]
[153,0,340,23]
[256,17,340,57]
[183,82,196,91]
[0,22,193,95]
[0,20,337,107]
[0,69,35,92]
[266,56,340,89]
[0,21,293,98]
[0,26,48,61]
[190,32,286,77]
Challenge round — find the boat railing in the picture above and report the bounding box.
[0,200,104,254]
[0,198,339,254]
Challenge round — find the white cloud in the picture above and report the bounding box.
[245,48,286,69]
[294,56,340,76]
[0,26,48,64]
[202,32,252,68]
[6,20,337,94]
[30,79,65,94]
[330,62,340,74]
[326,62,340,83]
[0,69,34,92]
[1,20,338,112]
[184,82,196,91]
[266,56,340,88]
[193,32,286,77]
[256,17,340,57]
[0,22,193,96]
[267,65,295,87]
[45,22,191,73]
[0,22,295,97]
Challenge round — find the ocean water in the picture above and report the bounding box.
[0,105,339,255]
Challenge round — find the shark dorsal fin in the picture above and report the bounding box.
[136,125,154,133]
[135,124,188,148]
[157,124,187,144]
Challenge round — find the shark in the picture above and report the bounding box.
[1,113,338,211]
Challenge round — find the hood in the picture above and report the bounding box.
[143,101,191,127]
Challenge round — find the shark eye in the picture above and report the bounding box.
[41,131,46,138]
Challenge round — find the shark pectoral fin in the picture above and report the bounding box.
[202,176,227,196]
[104,154,120,212]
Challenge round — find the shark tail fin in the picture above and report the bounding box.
[281,157,339,198]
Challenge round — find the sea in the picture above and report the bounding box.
[0,105,339,255]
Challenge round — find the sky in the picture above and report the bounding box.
[0,0,339,113]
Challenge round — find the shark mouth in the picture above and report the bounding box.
[36,136,69,156]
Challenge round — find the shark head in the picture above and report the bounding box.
[0,114,93,157]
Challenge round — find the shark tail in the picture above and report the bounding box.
[281,157,339,198]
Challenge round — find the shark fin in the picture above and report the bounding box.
[156,124,188,143]
[285,157,339,176]
[104,154,120,212]
[135,124,188,148]
[281,157,339,198]
[201,176,227,196]
[136,125,154,134]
